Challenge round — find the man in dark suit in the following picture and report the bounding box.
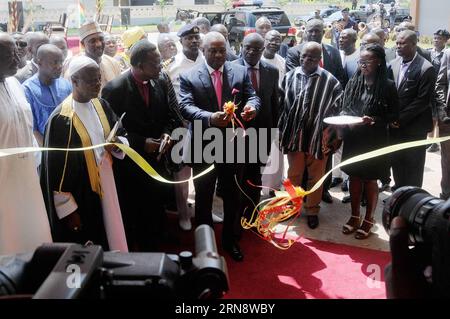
[435,48,450,200]
[285,18,347,203]
[388,30,436,189]
[233,33,279,222]
[179,32,260,261]
[210,24,239,61]
[102,40,182,251]
[387,22,432,63]
[285,19,347,86]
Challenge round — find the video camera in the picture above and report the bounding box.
[382,186,450,298]
[0,225,229,299]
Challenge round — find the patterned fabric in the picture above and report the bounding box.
[278,66,343,159]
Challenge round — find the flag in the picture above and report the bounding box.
[78,0,86,26]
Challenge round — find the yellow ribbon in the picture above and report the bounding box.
[0,143,214,184]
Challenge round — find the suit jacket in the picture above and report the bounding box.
[101,70,182,156]
[179,61,261,163]
[388,54,436,135]
[285,42,347,87]
[386,45,432,63]
[436,49,450,121]
[15,60,38,83]
[233,58,280,130]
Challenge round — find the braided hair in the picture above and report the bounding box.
[341,44,388,116]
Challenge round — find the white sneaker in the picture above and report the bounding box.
[212,213,223,223]
[179,218,192,231]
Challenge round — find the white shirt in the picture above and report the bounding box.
[261,53,285,86]
[340,49,360,79]
[166,51,204,99]
[0,77,52,254]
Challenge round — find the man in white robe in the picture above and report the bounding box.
[41,56,128,252]
[0,33,52,255]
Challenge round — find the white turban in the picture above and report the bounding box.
[68,55,99,77]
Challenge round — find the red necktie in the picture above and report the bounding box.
[211,70,222,110]
[319,58,324,68]
[250,67,259,92]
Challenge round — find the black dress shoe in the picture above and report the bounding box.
[223,243,244,261]
[307,215,319,229]
[342,195,351,203]
[330,177,343,188]
[322,191,333,203]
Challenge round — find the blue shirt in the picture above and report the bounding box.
[23,73,72,135]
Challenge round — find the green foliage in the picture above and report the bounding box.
[157,0,167,22]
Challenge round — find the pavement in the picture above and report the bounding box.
[187,144,444,253]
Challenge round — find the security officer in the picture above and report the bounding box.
[164,23,207,231]
[164,23,204,98]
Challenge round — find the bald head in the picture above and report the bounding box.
[398,21,415,32]
[371,27,387,45]
[396,30,417,60]
[300,42,322,73]
[49,35,68,59]
[27,32,49,60]
[361,33,382,48]
[211,24,229,40]
[36,44,64,81]
[242,33,264,66]
[255,17,272,38]
[0,33,19,79]
[306,19,325,43]
[203,31,226,70]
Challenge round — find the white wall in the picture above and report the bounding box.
[418,0,449,36]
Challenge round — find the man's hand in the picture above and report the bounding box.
[144,138,161,154]
[362,115,375,125]
[241,105,256,122]
[63,211,82,232]
[158,133,172,155]
[210,111,231,127]
[104,137,121,154]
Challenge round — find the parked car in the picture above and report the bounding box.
[294,6,341,26]
[221,4,294,53]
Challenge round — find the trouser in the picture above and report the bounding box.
[439,121,450,199]
[174,165,191,221]
[192,163,244,245]
[391,132,428,188]
[261,136,285,194]
[332,144,348,180]
[287,151,328,216]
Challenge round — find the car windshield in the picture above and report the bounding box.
[252,11,290,26]
[328,11,343,21]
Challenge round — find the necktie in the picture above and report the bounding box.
[319,58,324,68]
[250,67,259,92]
[211,70,222,110]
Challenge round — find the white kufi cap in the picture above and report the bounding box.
[68,55,99,77]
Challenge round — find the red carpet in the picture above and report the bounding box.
[162,216,390,299]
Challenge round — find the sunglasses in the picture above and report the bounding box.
[16,41,27,48]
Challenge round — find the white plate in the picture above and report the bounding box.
[323,115,364,125]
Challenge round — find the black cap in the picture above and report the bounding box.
[434,29,450,39]
[177,23,200,38]
[341,7,350,12]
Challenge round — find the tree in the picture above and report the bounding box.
[218,0,232,11]
[157,0,168,22]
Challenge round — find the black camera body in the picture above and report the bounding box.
[0,225,229,299]
[383,186,450,298]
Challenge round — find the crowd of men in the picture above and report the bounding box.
[0,14,449,264]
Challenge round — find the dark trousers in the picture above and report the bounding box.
[439,121,450,198]
[193,163,244,246]
[391,132,428,188]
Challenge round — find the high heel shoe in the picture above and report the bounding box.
[355,218,375,239]
[342,216,360,234]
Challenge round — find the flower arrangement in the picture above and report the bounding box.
[223,88,246,138]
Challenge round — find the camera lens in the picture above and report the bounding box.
[382,186,449,244]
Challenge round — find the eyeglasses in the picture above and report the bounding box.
[16,41,27,48]
[357,59,376,67]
